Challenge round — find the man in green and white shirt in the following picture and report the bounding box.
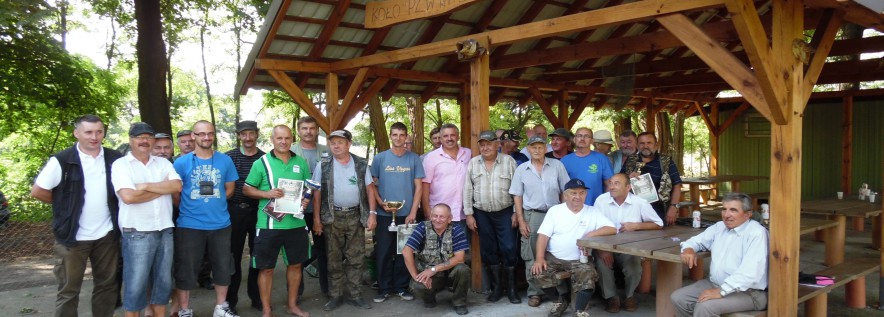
[243,125,312,317]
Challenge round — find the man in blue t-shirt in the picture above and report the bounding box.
[172,121,240,317]
[370,122,425,303]
[561,127,613,205]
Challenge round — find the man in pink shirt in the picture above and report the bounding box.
[422,123,471,227]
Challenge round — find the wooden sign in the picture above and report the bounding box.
[365,0,480,29]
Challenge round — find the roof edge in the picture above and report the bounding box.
[235,0,286,97]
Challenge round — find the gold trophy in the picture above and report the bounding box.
[385,200,406,231]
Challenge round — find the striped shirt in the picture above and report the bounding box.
[463,154,516,215]
[225,148,265,207]
[405,222,469,254]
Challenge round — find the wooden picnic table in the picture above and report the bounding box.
[801,198,882,265]
[681,175,768,210]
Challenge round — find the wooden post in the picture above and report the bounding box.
[842,97,863,231]
[710,103,720,177]
[326,73,339,125]
[410,97,425,154]
[645,98,656,133]
[466,39,490,292]
[880,146,884,308]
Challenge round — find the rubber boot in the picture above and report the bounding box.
[504,266,521,304]
[486,265,502,302]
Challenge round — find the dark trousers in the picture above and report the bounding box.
[54,231,119,317]
[226,204,260,308]
[302,212,329,294]
[473,206,518,267]
[374,215,410,294]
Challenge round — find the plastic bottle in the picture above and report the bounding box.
[761,203,770,226]
[692,210,701,228]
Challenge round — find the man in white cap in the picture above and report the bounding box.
[593,130,615,155]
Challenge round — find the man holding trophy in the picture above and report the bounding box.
[370,122,425,303]
[243,125,312,317]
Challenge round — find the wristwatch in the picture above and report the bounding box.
[369,210,377,215]
[431,266,437,273]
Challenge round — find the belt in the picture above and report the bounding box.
[236,202,255,209]
[333,206,359,212]
[526,208,548,213]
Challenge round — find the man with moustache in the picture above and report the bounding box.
[546,128,574,160]
[243,125,312,317]
[510,136,570,307]
[224,120,265,312]
[174,130,194,161]
[312,130,377,311]
[672,193,768,316]
[422,123,471,227]
[32,114,124,317]
[620,132,683,225]
[593,130,615,156]
[111,122,182,317]
[593,173,662,313]
[292,116,330,296]
[153,133,175,160]
[463,131,520,304]
[609,131,637,176]
[370,122,424,303]
[172,120,240,317]
[561,127,613,206]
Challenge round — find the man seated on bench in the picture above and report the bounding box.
[531,179,616,317]
[594,173,663,313]
[672,192,768,316]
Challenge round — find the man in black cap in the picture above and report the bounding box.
[224,120,265,312]
[546,128,573,160]
[499,129,528,165]
[531,179,615,317]
[153,133,174,160]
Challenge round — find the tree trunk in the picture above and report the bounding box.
[408,97,425,154]
[368,97,390,152]
[200,9,217,147]
[656,112,672,157]
[671,112,685,174]
[135,0,171,134]
[106,14,117,70]
[58,0,68,48]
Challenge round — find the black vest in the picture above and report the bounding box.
[50,145,123,247]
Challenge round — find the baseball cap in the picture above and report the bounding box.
[235,120,258,133]
[527,136,547,145]
[564,178,589,191]
[593,130,615,145]
[478,130,497,142]
[328,129,352,141]
[129,122,155,137]
[549,128,573,141]
[176,130,192,138]
[154,133,172,140]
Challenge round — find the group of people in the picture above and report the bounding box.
[32,114,769,317]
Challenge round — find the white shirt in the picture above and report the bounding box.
[537,203,615,261]
[35,144,114,241]
[111,153,181,231]
[680,219,769,294]
[594,192,663,232]
[111,152,181,231]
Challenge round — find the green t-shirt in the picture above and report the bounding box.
[245,151,311,229]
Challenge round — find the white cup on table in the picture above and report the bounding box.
[871,194,877,203]
[837,192,843,199]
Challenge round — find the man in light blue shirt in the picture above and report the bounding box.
[671,192,768,316]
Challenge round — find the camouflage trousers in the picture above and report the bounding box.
[325,210,365,298]
[410,263,471,307]
[531,251,599,293]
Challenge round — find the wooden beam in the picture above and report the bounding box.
[308,0,351,59]
[841,96,853,193]
[364,0,480,28]
[718,102,751,134]
[343,77,391,128]
[657,13,777,124]
[255,59,331,72]
[568,92,595,128]
[325,72,339,129]
[340,68,370,122]
[694,101,716,135]
[645,98,656,133]
[805,0,884,32]
[710,102,720,176]
[802,9,844,112]
[329,0,727,71]
[267,70,330,133]
[528,87,559,126]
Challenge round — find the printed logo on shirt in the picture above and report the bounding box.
[188,165,222,201]
[349,176,358,185]
[588,164,598,174]
[385,165,411,173]
[293,165,301,173]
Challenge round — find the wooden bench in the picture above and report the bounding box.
[747,192,769,211]
[723,257,879,317]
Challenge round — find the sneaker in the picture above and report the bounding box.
[371,281,379,290]
[177,309,193,317]
[373,293,390,303]
[454,305,469,315]
[397,290,414,301]
[213,302,240,317]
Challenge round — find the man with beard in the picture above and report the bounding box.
[32,114,124,317]
[292,116,330,297]
[111,122,182,317]
[370,122,424,303]
[243,125,312,317]
[421,123,471,225]
[609,131,637,175]
[561,127,613,206]
[620,132,682,225]
[224,121,265,312]
[153,133,175,160]
[545,128,573,160]
[172,120,241,317]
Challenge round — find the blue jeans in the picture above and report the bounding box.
[473,206,518,267]
[122,228,173,312]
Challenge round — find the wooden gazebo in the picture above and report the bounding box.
[236,0,884,315]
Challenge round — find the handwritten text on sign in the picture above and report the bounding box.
[365,0,480,29]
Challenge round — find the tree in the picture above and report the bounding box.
[134,0,171,133]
